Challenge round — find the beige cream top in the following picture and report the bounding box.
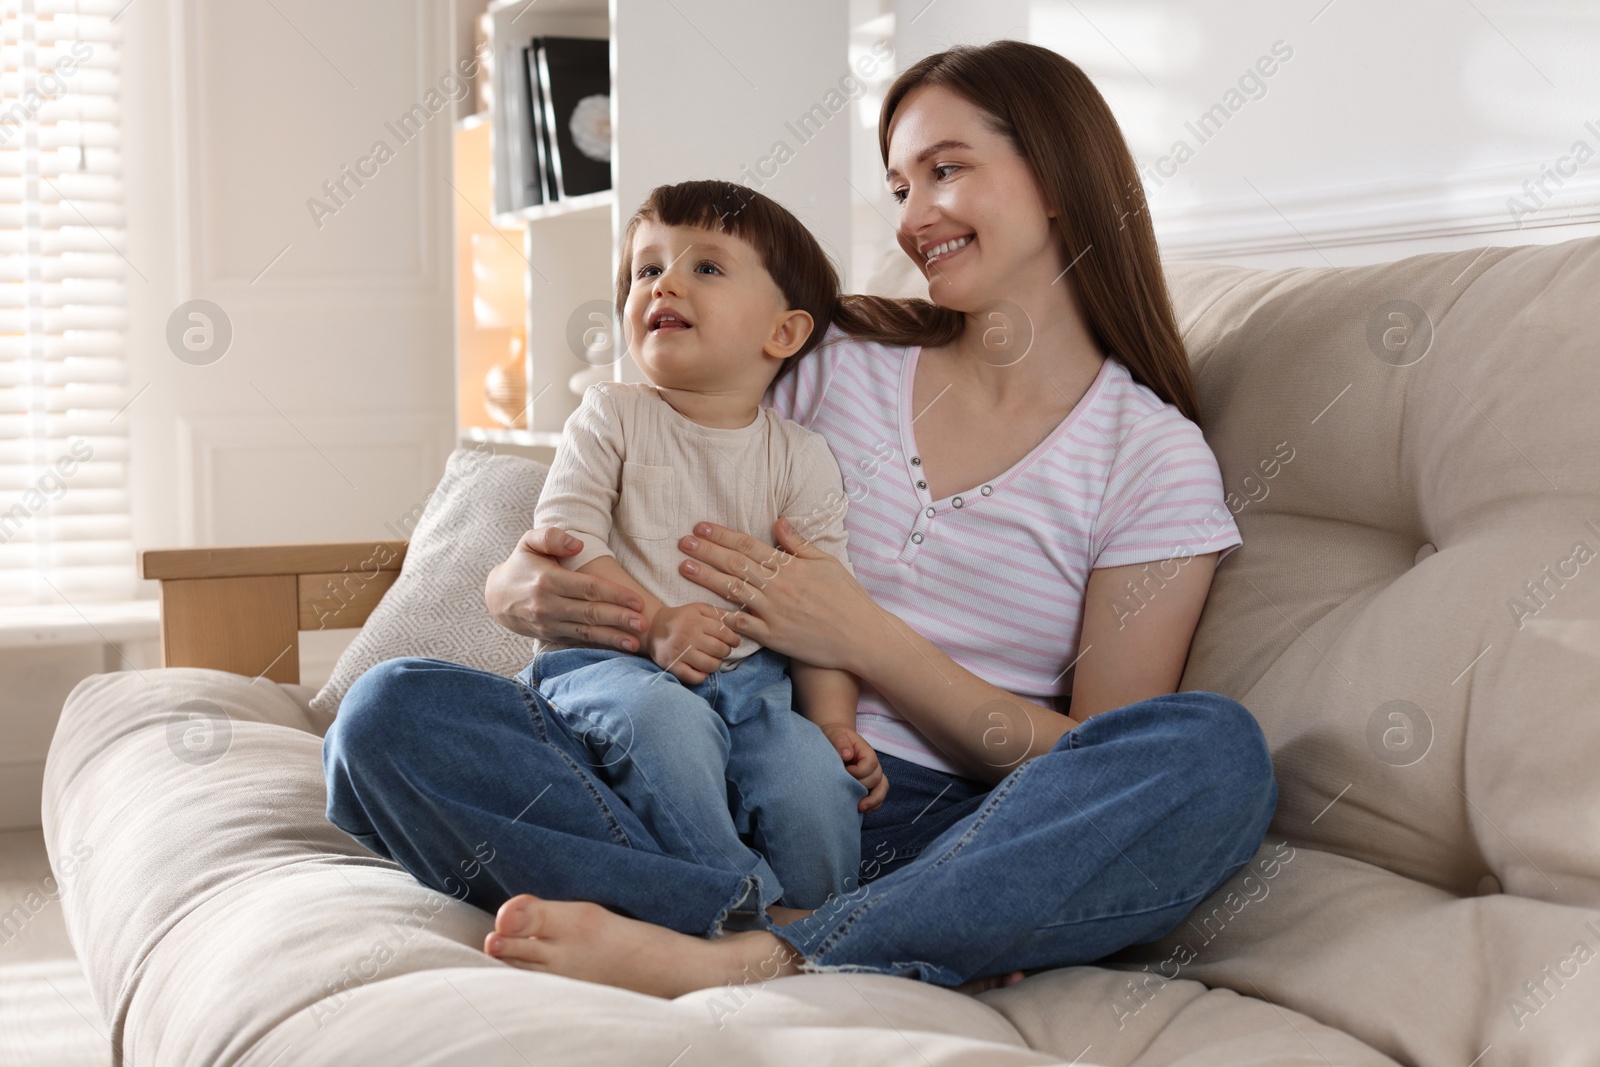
[533,380,853,666]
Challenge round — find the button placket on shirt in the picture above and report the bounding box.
[898,453,998,562]
[898,456,930,561]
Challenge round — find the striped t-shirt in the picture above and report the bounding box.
[761,321,1242,776]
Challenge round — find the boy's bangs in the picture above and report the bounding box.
[649,183,766,245]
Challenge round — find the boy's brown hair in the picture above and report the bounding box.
[616,180,842,387]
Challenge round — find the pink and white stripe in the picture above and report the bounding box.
[762,322,1241,775]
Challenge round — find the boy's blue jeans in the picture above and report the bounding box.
[323,656,1277,987]
[529,645,866,911]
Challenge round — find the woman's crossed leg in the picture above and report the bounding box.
[481,689,1278,995]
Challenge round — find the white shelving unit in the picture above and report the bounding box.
[447,0,854,464]
[498,189,613,227]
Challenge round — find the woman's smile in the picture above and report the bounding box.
[924,233,975,268]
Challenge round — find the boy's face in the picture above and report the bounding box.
[623,219,811,392]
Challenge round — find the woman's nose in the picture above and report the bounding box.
[897,184,939,245]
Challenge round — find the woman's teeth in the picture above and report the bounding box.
[926,235,973,264]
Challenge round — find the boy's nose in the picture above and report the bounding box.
[653,262,685,295]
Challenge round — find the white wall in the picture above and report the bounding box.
[2,0,461,827]
[870,0,1600,273]
[612,0,853,382]
[122,0,456,558]
[118,0,1600,566]
[120,0,460,669]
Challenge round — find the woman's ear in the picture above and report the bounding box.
[766,309,815,360]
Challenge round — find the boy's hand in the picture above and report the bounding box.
[644,602,740,684]
[819,724,888,813]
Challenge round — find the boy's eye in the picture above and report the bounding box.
[635,260,721,278]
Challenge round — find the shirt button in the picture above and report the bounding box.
[980,485,993,496]
[910,457,921,466]
[952,496,963,508]
[924,506,935,517]
[916,479,927,490]
[910,532,923,544]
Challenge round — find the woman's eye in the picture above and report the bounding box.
[890,166,958,204]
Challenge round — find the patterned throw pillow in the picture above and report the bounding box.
[309,447,548,718]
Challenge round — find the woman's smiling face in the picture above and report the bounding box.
[884,83,1062,312]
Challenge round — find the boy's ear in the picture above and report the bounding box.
[765,309,815,361]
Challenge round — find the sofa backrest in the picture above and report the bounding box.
[1163,235,1600,906]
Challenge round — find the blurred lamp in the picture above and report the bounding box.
[471,231,525,329]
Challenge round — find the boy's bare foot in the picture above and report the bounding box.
[486,893,803,999]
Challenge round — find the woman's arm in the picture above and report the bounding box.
[1068,552,1222,722]
[831,606,1075,785]
[673,518,1063,784]
[485,528,648,650]
[676,519,1221,786]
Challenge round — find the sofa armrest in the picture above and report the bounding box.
[138,541,408,683]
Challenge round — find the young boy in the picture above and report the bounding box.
[525,180,885,912]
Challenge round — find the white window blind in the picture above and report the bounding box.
[0,0,134,606]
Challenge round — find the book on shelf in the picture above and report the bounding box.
[530,36,612,201]
[488,5,542,213]
[487,22,611,214]
[523,45,555,204]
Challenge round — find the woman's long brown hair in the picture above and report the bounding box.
[834,40,1204,427]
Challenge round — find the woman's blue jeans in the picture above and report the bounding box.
[531,645,867,911]
[322,656,1278,987]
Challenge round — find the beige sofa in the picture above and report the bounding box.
[43,234,1600,1065]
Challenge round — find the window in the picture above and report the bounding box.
[0,0,134,605]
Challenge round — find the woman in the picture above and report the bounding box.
[323,39,1277,998]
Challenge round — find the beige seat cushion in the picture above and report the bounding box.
[42,669,1383,1065]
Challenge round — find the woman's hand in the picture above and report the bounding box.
[675,517,877,672]
[485,527,649,651]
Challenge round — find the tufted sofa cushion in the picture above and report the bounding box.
[1112,233,1600,1064]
